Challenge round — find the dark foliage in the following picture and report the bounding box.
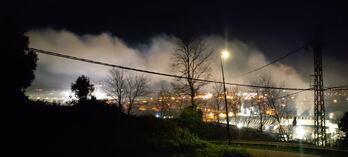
[338,112,348,146]
[178,106,276,142]
[1,19,38,154]
[1,18,37,101]
[179,106,204,132]
[71,75,95,102]
[3,100,196,156]
[339,112,348,133]
[4,98,257,156]
[197,123,277,141]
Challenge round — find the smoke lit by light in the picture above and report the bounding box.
[294,126,305,140]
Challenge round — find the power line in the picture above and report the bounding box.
[327,88,348,91]
[325,85,348,91]
[231,46,305,80]
[30,48,311,91]
[275,90,311,100]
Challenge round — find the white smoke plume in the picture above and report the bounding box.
[26,29,313,114]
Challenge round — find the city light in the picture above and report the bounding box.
[294,126,305,140]
[329,113,334,119]
[218,113,226,118]
[139,106,146,111]
[208,112,214,119]
[237,123,243,129]
[27,86,344,144]
[203,93,213,99]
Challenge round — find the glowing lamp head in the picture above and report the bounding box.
[221,50,230,59]
[237,123,243,129]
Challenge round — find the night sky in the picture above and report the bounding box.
[2,0,348,115]
[5,1,347,50]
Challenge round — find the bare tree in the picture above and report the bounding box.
[242,93,256,128]
[157,81,171,117]
[170,82,189,116]
[125,74,149,115]
[212,83,223,123]
[252,74,272,133]
[252,90,269,133]
[171,38,213,108]
[228,87,242,125]
[104,68,126,111]
[245,110,253,128]
[264,87,290,141]
[253,74,289,140]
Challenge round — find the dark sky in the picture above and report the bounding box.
[2,0,347,114]
[4,0,347,48]
[3,0,347,80]
[4,0,347,78]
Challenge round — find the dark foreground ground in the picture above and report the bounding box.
[3,99,346,157]
[2,99,257,156]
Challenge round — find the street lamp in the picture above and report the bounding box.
[220,49,231,145]
[221,50,230,59]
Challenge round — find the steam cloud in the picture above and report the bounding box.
[26,29,314,114]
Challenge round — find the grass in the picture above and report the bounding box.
[212,141,348,157]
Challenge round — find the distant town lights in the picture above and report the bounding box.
[203,93,213,99]
[237,123,243,129]
[329,113,334,119]
[294,126,305,140]
[207,112,214,119]
[218,113,226,118]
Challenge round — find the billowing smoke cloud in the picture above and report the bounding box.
[26,29,313,114]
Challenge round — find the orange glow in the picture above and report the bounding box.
[207,112,214,119]
[139,106,146,111]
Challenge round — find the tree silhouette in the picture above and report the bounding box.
[339,112,348,136]
[171,37,213,108]
[71,75,95,102]
[227,87,242,125]
[212,83,223,123]
[125,74,148,115]
[2,18,37,99]
[157,81,171,118]
[252,74,289,140]
[251,74,272,133]
[104,69,149,114]
[104,68,126,111]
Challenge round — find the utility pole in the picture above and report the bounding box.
[220,54,231,145]
[311,33,327,146]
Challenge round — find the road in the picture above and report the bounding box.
[245,148,321,157]
[211,140,348,157]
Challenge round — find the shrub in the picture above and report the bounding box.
[179,106,203,134]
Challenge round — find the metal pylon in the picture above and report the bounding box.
[311,36,327,146]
